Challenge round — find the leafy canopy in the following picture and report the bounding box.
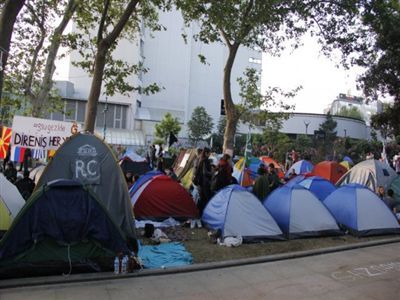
[154,112,181,142]
[187,106,214,143]
[336,106,364,120]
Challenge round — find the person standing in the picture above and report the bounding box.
[4,161,17,183]
[196,148,212,215]
[395,154,400,175]
[15,170,35,200]
[211,155,233,194]
[268,163,281,192]
[253,165,270,201]
[191,148,203,203]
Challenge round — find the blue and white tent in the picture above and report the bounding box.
[263,185,340,238]
[202,185,283,242]
[285,160,314,177]
[323,184,400,236]
[298,176,336,201]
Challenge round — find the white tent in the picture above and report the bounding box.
[336,159,397,192]
[0,173,25,231]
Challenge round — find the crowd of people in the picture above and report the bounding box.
[2,161,36,201]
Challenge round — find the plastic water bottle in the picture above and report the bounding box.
[121,256,128,274]
[114,257,120,274]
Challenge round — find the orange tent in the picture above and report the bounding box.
[259,156,285,179]
[311,161,347,184]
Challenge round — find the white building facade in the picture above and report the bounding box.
[325,93,383,125]
[136,9,262,143]
[52,9,261,147]
[51,10,377,146]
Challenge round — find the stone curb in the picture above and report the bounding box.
[1,237,400,290]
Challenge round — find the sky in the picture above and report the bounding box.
[261,35,365,114]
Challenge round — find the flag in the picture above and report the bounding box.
[168,132,178,147]
[381,141,389,165]
[0,126,12,159]
[48,149,56,159]
[241,126,252,186]
[10,146,26,162]
[32,148,47,160]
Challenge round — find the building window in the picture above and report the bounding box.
[77,101,86,122]
[114,105,122,128]
[121,106,127,129]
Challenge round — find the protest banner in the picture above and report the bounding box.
[11,116,81,151]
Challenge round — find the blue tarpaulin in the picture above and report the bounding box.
[138,242,192,269]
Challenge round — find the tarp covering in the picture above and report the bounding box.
[203,185,283,241]
[29,165,46,185]
[264,185,340,238]
[298,176,337,201]
[172,148,197,180]
[312,161,348,184]
[130,174,198,220]
[0,180,129,266]
[138,242,192,269]
[36,133,136,240]
[336,159,398,192]
[119,155,150,176]
[0,173,25,231]
[323,184,400,236]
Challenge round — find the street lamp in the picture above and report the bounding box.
[103,96,108,140]
[344,129,347,138]
[304,120,310,135]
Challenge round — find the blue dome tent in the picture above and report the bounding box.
[298,176,336,201]
[323,184,400,236]
[263,185,340,238]
[202,185,283,242]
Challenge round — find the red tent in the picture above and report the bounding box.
[311,161,347,184]
[130,174,199,220]
[259,156,285,179]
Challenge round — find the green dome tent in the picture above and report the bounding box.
[36,133,136,243]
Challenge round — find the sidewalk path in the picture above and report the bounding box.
[1,243,400,300]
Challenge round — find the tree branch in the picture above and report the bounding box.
[97,0,110,45]
[103,0,139,46]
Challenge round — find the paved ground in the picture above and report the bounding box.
[1,243,400,300]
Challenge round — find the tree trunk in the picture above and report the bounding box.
[222,43,239,154]
[34,0,79,117]
[84,45,107,132]
[0,0,26,122]
[83,0,139,133]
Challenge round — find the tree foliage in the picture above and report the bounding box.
[318,112,337,159]
[336,106,364,120]
[371,101,400,139]
[237,67,297,129]
[2,0,79,121]
[154,112,181,142]
[0,0,26,123]
[187,106,213,144]
[70,0,165,132]
[176,0,359,154]
[333,0,400,102]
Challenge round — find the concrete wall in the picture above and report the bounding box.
[238,113,368,140]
